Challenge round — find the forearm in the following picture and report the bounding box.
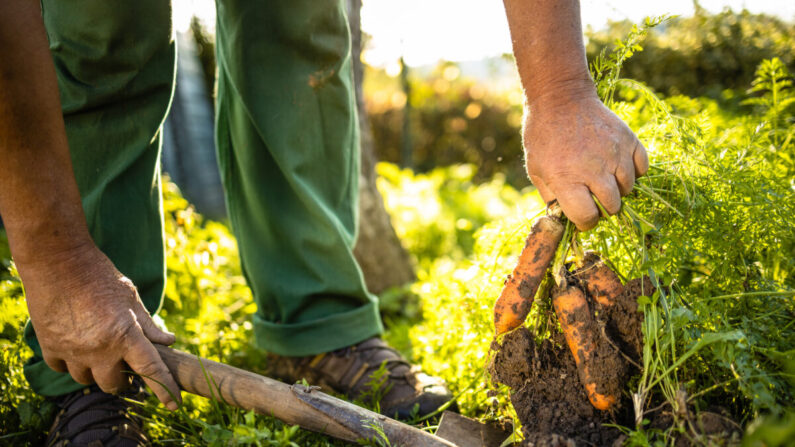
[503,0,595,105]
[503,0,648,230]
[0,0,92,267]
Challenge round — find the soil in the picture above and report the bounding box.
[646,409,742,446]
[489,276,656,446]
[552,285,627,408]
[489,327,629,446]
[598,276,654,363]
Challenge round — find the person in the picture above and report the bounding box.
[0,0,648,445]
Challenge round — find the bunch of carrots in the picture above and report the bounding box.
[492,205,632,412]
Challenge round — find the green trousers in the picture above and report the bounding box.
[24,0,383,397]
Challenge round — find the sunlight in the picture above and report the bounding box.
[172,0,793,68]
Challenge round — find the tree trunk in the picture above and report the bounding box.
[348,0,415,294]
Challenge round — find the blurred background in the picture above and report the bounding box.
[160,0,794,294]
[163,0,795,218]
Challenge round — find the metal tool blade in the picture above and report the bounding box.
[436,411,513,447]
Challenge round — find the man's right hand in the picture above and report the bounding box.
[23,243,181,410]
[0,0,179,410]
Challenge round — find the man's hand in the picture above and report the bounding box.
[524,91,648,230]
[23,244,181,409]
[502,0,649,230]
[0,1,180,409]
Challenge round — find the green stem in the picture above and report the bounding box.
[635,183,684,217]
[551,219,574,287]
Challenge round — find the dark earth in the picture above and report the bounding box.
[489,274,652,446]
[489,272,741,446]
[490,326,630,446]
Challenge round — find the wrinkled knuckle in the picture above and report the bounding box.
[118,276,140,296]
[118,275,135,288]
[136,359,157,375]
[109,315,141,342]
[136,359,165,378]
[581,210,600,227]
[98,382,121,395]
[71,374,93,385]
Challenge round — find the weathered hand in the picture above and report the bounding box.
[21,243,181,409]
[523,92,649,230]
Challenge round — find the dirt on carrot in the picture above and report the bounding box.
[600,276,654,363]
[489,327,629,446]
[574,252,624,307]
[572,253,650,363]
[552,284,625,411]
[493,215,564,335]
[489,275,657,445]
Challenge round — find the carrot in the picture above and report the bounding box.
[575,251,623,307]
[493,214,564,336]
[552,285,618,411]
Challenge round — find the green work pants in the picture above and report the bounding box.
[24,0,383,397]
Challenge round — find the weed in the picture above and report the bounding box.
[355,361,393,414]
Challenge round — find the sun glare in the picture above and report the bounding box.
[172,0,793,69]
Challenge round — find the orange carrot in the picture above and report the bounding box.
[575,251,624,307]
[493,215,564,336]
[552,285,618,411]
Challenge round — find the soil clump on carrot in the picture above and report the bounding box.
[493,215,565,335]
[599,276,654,362]
[552,284,625,410]
[490,327,629,446]
[489,276,655,446]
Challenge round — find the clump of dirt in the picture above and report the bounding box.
[553,283,628,408]
[489,276,655,446]
[490,327,628,446]
[598,276,654,363]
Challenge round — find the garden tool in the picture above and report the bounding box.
[156,345,510,447]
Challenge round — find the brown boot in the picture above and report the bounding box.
[267,337,456,420]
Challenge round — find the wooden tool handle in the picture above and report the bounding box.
[156,345,457,447]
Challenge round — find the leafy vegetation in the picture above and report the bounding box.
[2,13,794,447]
[367,8,795,185]
[585,6,795,98]
[366,60,528,186]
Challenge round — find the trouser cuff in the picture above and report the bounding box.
[253,301,384,357]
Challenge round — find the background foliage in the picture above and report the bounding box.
[365,7,795,185]
[585,6,795,99]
